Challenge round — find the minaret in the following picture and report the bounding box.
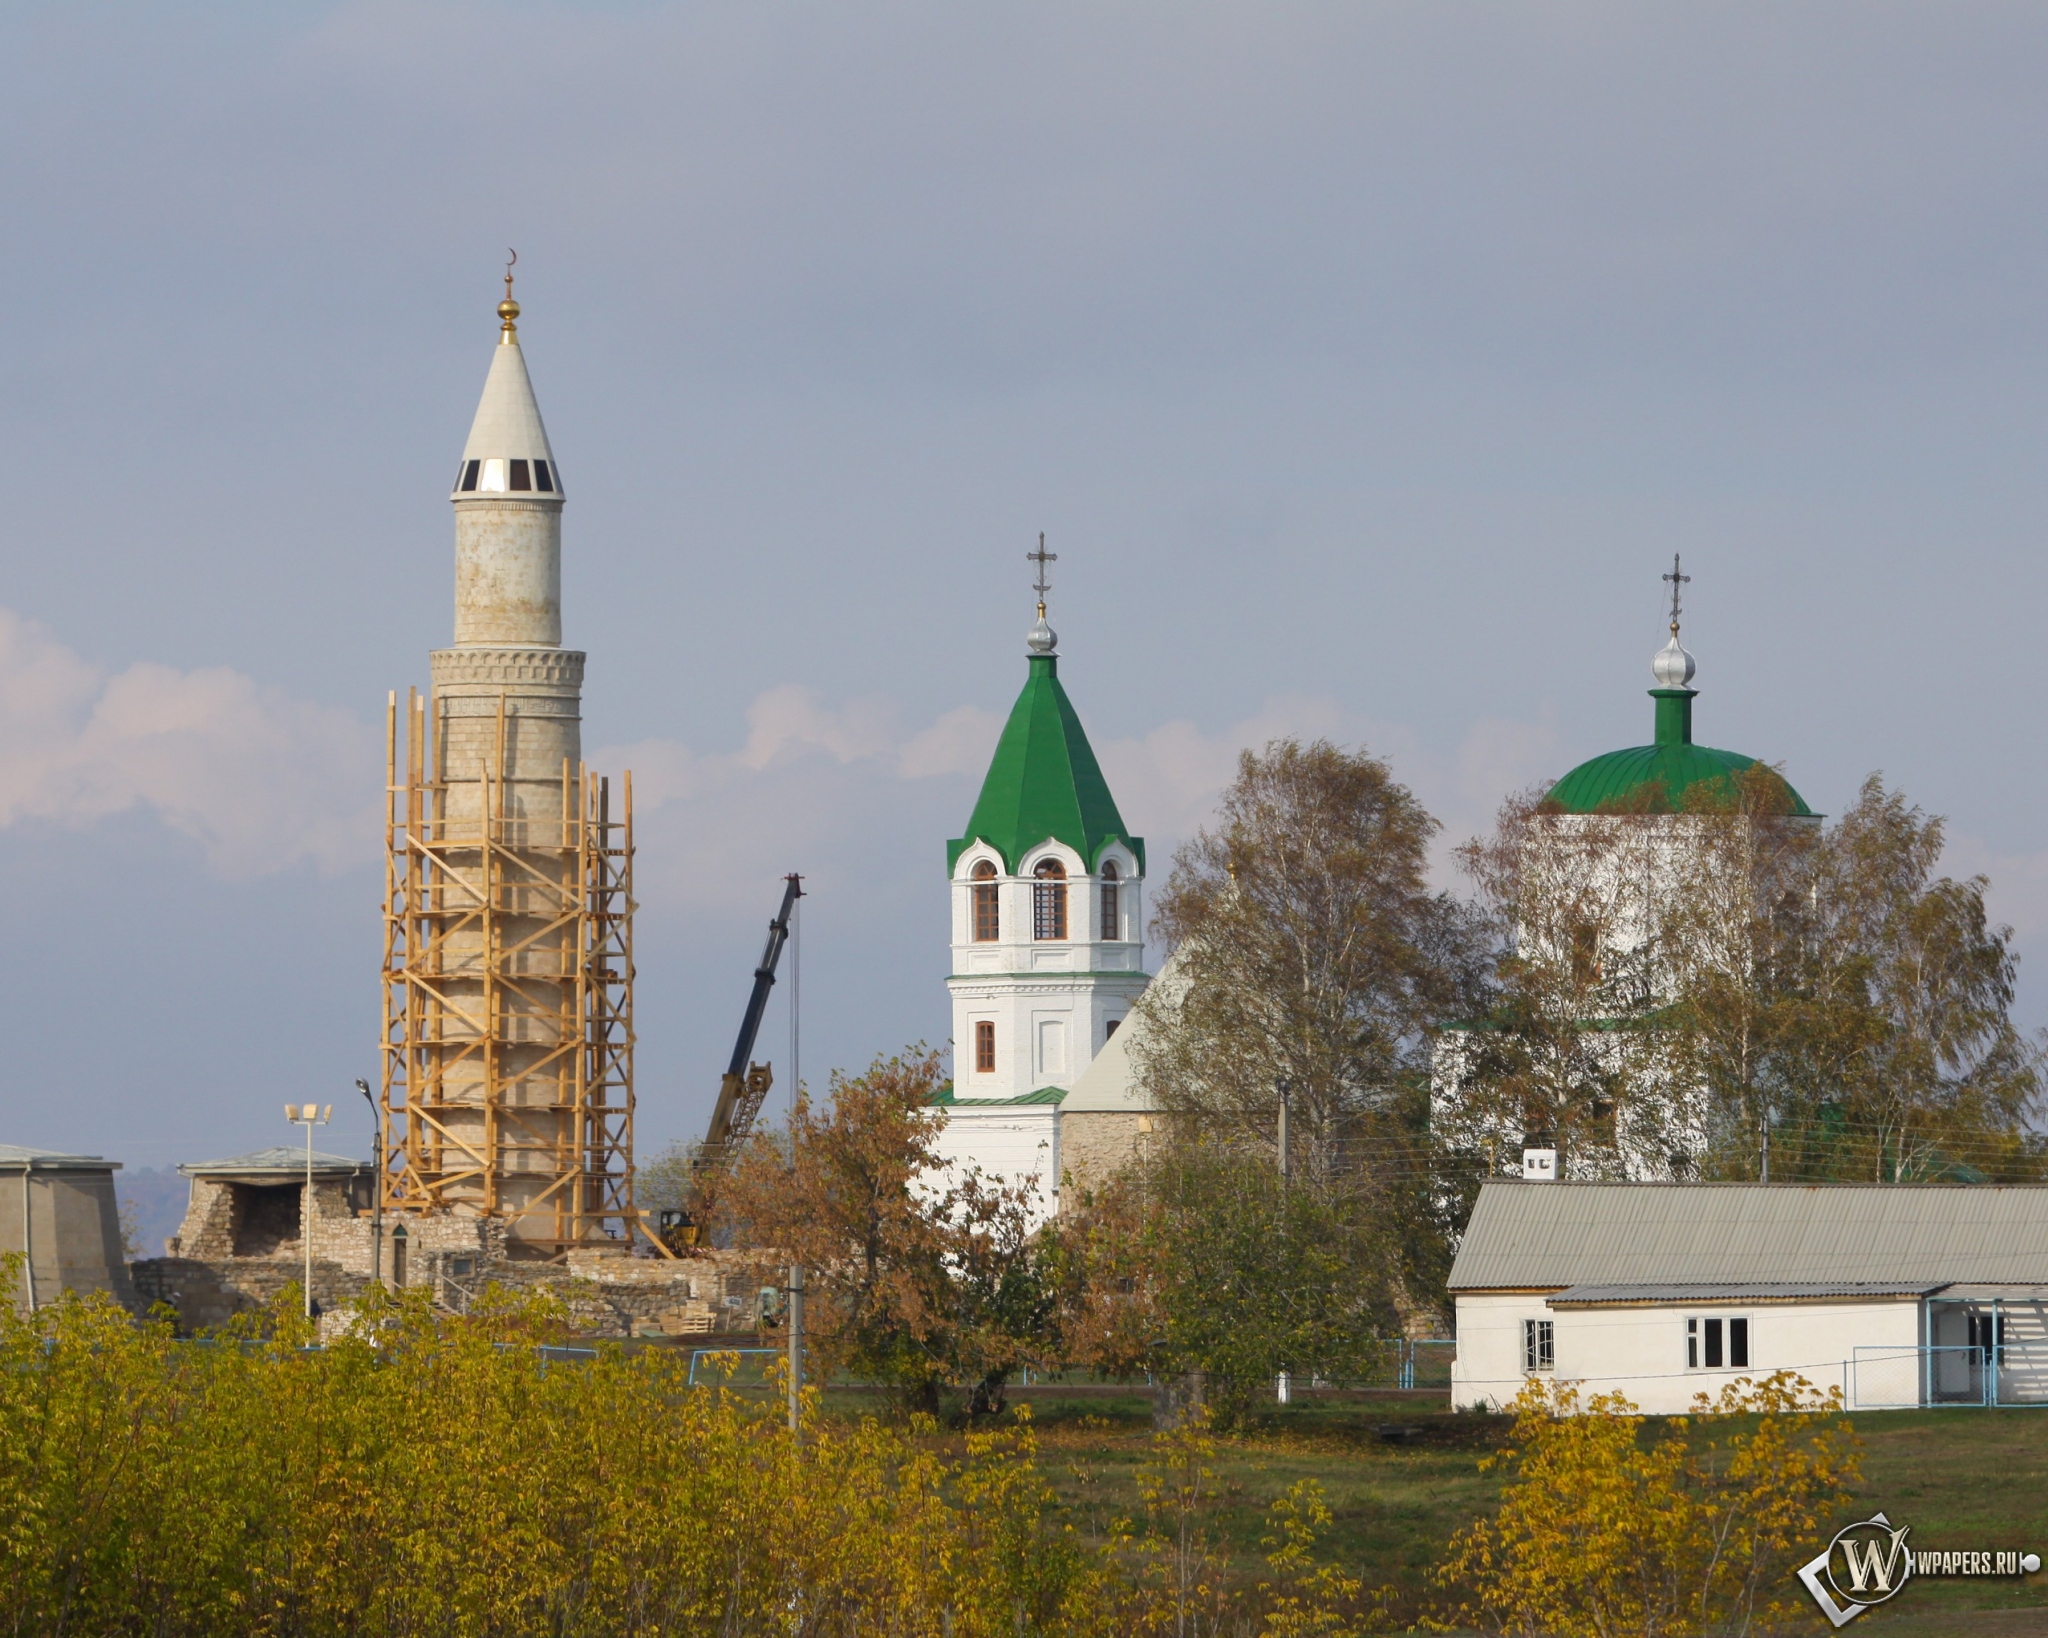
[380,273,637,1259]
[436,269,579,801]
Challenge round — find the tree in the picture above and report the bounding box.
[715,1046,1047,1414]
[1048,1145,1401,1428]
[1433,1373,1861,1638]
[1131,738,1490,1304]
[1450,770,2047,1183]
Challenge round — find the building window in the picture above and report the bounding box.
[1105,1017,1120,1042]
[1686,1316,1749,1369]
[478,458,508,492]
[1100,859,1120,940]
[1522,1318,1554,1373]
[1033,860,1067,940]
[509,458,533,491]
[972,860,999,942]
[974,1020,995,1074]
[534,458,554,492]
[458,459,481,492]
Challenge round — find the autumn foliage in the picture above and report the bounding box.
[1431,1373,1862,1637]
[0,1274,1403,1638]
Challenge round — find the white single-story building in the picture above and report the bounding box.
[1449,1182,2048,1413]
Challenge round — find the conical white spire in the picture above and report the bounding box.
[452,284,561,496]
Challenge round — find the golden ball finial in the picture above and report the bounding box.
[499,249,520,340]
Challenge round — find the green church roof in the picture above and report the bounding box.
[1546,688,1811,816]
[947,652,1145,874]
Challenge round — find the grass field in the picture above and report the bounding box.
[814,1387,2048,1632]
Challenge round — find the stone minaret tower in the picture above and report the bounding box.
[381,277,636,1258]
[436,281,581,850]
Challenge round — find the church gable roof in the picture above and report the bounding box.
[947,653,1144,875]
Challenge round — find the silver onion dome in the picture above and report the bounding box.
[1652,630,1696,689]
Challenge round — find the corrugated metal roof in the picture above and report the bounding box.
[1449,1182,2048,1291]
[0,1143,117,1170]
[1547,1282,1941,1306]
[180,1147,366,1176]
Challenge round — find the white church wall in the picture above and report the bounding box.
[927,1104,1061,1228]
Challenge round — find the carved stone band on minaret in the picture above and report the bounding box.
[429,647,586,690]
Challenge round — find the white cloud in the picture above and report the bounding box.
[0,609,378,875]
[898,705,1004,780]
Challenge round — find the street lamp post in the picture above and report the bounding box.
[286,1102,333,1322]
[355,1078,382,1284]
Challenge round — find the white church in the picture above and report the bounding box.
[929,582,1160,1218]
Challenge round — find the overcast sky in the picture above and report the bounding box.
[5,1,2048,1172]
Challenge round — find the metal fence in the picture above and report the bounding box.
[1850,1344,2048,1409]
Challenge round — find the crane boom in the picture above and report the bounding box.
[698,873,804,1171]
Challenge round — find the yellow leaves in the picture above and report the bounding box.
[1432,1372,1863,1638]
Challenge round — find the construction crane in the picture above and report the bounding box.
[660,873,803,1249]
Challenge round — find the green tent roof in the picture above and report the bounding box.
[947,652,1145,874]
[1546,689,1811,816]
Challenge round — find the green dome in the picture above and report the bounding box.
[1546,689,1811,817]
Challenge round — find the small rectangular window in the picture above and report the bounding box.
[509,459,532,491]
[1522,1318,1553,1373]
[974,1020,995,1074]
[459,459,480,492]
[1689,1316,1740,1369]
[1730,1317,1749,1369]
[1100,881,1119,940]
[1105,1018,1120,1042]
[479,459,508,492]
[1687,1318,1698,1369]
[534,459,553,492]
[973,883,999,942]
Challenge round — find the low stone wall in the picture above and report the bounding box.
[131,1256,371,1332]
[130,1244,776,1341]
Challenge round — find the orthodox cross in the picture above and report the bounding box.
[1663,553,1690,633]
[1027,532,1057,613]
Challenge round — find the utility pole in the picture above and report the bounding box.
[287,1103,332,1322]
[1276,1077,1292,1191]
[356,1079,383,1283]
[787,1263,805,1436]
[1275,1077,1292,1406]
[16,1156,34,1315]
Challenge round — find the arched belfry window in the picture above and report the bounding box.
[1099,859,1120,941]
[971,860,999,942]
[1033,859,1068,941]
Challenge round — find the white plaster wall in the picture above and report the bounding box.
[928,1105,1060,1227]
[1452,1291,1923,1414]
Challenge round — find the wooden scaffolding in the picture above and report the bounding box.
[379,689,640,1255]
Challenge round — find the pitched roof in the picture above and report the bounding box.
[947,653,1143,875]
[1061,947,1180,1114]
[0,1143,118,1171]
[180,1147,367,1177]
[1449,1182,2048,1291]
[1547,1282,1940,1306]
